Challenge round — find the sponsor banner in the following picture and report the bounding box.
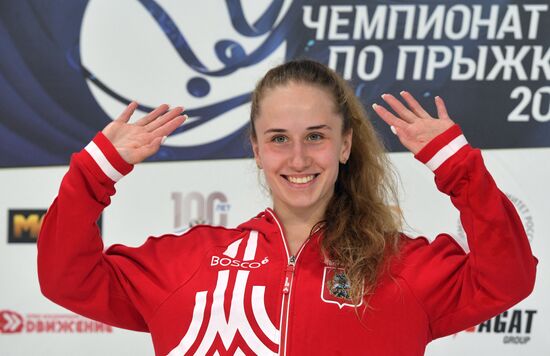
[464,308,537,344]
[1,1,549,167]
[0,310,112,334]
[7,210,46,244]
[171,191,231,230]
[0,310,153,355]
[427,306,544,355]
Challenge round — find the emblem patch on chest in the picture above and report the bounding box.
[321,267,362,309]
[328,271,351,299]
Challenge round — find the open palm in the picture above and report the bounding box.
[101,102,187,164]
[373,91,455,155]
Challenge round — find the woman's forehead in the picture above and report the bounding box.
[262,81,335,102]
[258,83,338,115]
[255,91,342,133]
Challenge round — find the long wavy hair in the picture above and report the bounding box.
[249,59,403,306]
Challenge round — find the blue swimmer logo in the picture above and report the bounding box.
[78,0,300,157]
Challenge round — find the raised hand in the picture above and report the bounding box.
[372,91,455,155]
[101,102,187,164]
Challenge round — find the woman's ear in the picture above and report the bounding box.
[340,128,353,163]
[251,138,262,169]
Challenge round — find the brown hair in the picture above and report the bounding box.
[250,59,402,306]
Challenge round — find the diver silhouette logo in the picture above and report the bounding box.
[80,0,294,153]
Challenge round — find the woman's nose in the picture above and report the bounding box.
[288,142,311,171]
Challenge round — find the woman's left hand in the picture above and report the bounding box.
[372,91,455,154]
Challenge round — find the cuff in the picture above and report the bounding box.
[414,125,469,172]
[82,132,134,183]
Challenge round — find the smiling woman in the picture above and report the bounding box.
[252,84,352,232]
[37,59,537,355]
[249,61,401,303]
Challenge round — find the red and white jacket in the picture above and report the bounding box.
[38,125,537,355]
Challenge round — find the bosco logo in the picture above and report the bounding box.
[80,0,293,155]
[172,191,230,229]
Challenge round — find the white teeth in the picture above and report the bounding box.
[287,175,315,184]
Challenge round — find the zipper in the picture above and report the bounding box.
[279,255,294,355]
[266,209,312,356]
[282,256,295,294]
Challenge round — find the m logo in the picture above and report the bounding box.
[8,209,102,244]
[168,231,279,355]
[8,210,45,243]
[320,267,362,309]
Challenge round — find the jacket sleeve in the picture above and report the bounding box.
[398,125,538,341]
[37,132,184,332]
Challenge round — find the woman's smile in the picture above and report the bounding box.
[282,173,320,186]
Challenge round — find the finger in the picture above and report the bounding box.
[114,101,138,123]
[372,103,407,129]
[435,96,452,121]
[146,107,184,132]
[151,114,187,137]
[399,91,432,120]
[135,104,170,126]
[381,94,418,123]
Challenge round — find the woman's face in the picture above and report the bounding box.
[252,82,352,218]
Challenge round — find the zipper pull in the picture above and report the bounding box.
[282,256,296,294]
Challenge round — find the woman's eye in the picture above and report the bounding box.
[307,133,323,141]
[272,135,288,143]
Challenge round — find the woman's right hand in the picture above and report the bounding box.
[101,102,187,164]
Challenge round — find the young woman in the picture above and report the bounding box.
[38,60,537,355]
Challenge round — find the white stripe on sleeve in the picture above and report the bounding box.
[425,135,468,171]
[84,141,124,182]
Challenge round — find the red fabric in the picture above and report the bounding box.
[37,126,538,355]
[93,132,134,175]
[414,124,463,164]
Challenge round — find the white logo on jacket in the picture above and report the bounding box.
[168,230,278,355]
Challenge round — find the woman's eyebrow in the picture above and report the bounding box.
[263,125,331,135]
[263,128,287,135]
[306,125,331,130]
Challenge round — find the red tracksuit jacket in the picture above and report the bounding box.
[37,125,537,355]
